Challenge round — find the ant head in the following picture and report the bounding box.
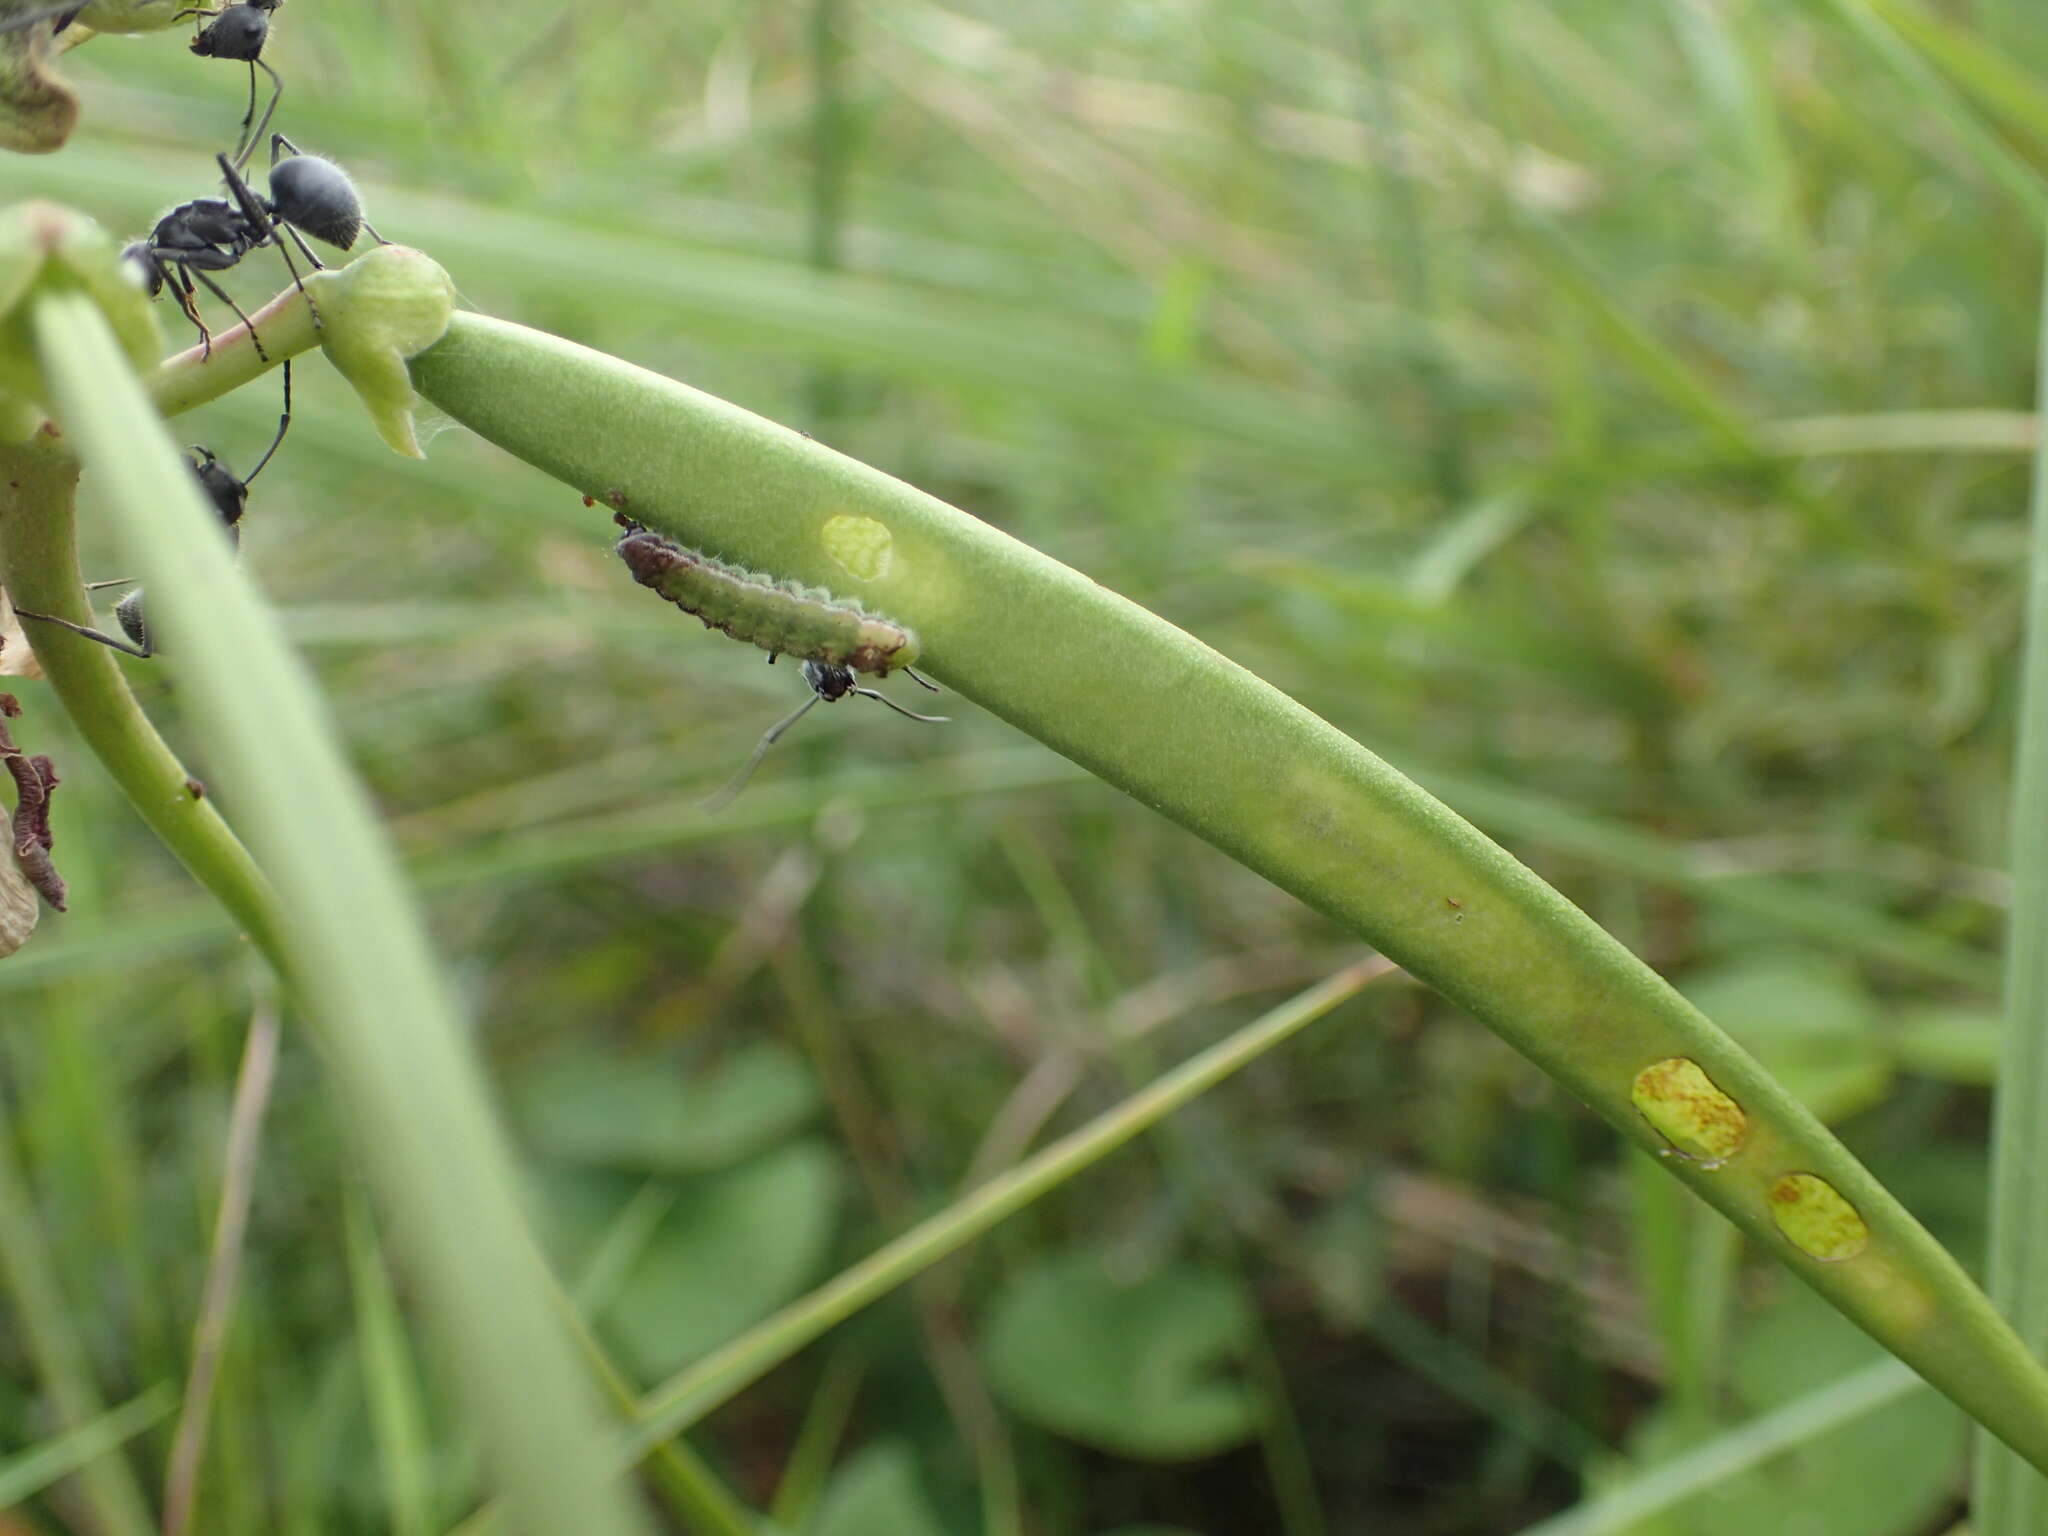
[118,239,163,298]
[189,3,266,59]
[800,661,860,702]
[268,154,363,250]
[186,446,249,528]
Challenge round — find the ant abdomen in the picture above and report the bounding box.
[268,154,362,250]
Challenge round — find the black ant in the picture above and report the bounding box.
[128,135,380,360]
[704,657,947,813]
[180,0,285,167]
[15,363,291,660]
[0,1,284,165]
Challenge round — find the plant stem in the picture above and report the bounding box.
[0,425,289,965]
[31,291,653,1536]
[1973,245,2048,1532]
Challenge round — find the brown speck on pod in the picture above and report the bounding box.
[185,777,207,799]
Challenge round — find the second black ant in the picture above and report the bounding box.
[14,363,292,659]
[128,133,382,360]
[180,0,285,167]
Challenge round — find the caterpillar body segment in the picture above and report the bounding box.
[614,520,920,676]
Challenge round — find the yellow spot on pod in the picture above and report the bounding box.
[1631,1057,1747,1163]
[821,514,893,582]
[1769,1173,1869,1261]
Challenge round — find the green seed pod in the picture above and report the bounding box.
[616,522,920,675]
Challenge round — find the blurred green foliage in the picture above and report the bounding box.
[0,0,2043,1530]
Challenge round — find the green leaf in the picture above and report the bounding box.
[591,1141,842,1379]
[1619,1288,1960,1536]
[982,1249,1259,1462]
[514,1041,819,1173]
[807,1443,948,1536]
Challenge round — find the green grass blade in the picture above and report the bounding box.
[1515,1359,1924,1536]
[628,962,1388,1447]
[0,1095,157,1536]
[412,311,2048,1473]
[27,291,651,1536]
[1813,0,2048,221]
[346,1192,437,1536]
[1847,0,2048,150]
[0,1383,176,1508]
[1972,247,2048,1533]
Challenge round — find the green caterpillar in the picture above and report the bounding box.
[614,516,920,676]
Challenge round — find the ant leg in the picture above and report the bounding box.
[83,578,139,591]
[702,695,824,813]
[280,222,325,272]
[214,152,320,326]
[230,58,283,173]
[11,609,153,660]
[242,358,291,484]
[165,266,215,358]
[849,686,949,724]
[187,269,269,363]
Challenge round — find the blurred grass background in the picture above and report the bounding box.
[0,1,2044,1531]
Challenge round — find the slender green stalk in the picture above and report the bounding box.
[1518,1359,1924,1536]
[0,1385,175,1508]
[1814,0,2048,221]
[412,311,2048,1473]
[345,1193,436,1536]
[0,428,289,966]
[164,1005,280,1536]
[627,961,1388,1446]
[28,292,651,1536]
[1973,247,2048,1534]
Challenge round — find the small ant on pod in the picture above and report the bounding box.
[703,658,948,813]
[14,364,292,659]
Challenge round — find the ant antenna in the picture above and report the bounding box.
[9,609,151,659]
[701,694,824,814]
[226,55,283,169]
[241,357,291,484]
[702,666,950,812]
[904,667,939,692]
